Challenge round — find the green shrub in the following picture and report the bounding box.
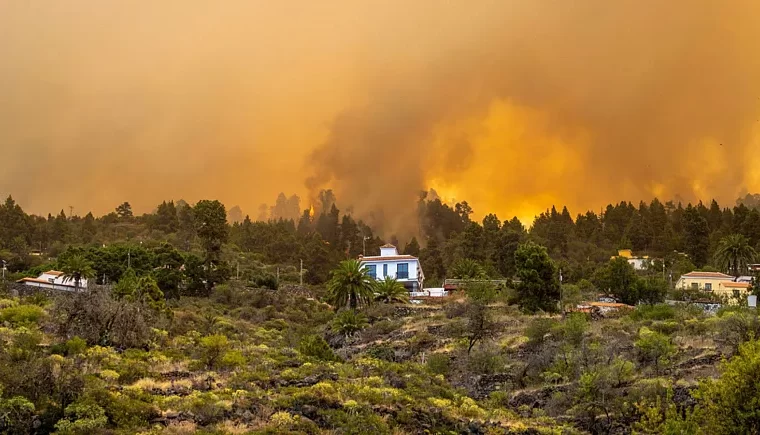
[331,310,369,337]
[365,344,396,362]
[89,389,159,429]
[683,318,709,336]
[5,329,42,361]
[525,317,557,347]
[253,273,279,290]
[211,284,247,306]
[199,334,230,369]
[114,357,151,384]
[220,350,247,369]
[558,313,588,346]
[650,320,680,335]
[182,391,231,426]
[66,336,88,355]
[635,327,675,374]
[0,393,35,434]
[319,409,391,435]
[467,345,504,375]
[625,378,670,407]
[23,292,49,307]
[634,392,700,434]
[0,299,17,309]
[631,304,676,321]
[713,308,760,353]
[426,353,452,376]
[695,339,760,434]
[54,400,108,435]
[298,335,338,361]
[0,304,44,325]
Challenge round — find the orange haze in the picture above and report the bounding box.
[1,1,760,234]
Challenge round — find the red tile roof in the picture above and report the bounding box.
[17,277,49,284]
[380,243,396,248]
[723,282,751,288]
[45,270,64,276]
[682,271,734,279]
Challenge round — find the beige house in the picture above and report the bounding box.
[675,271,751,300]
[719,282,752,300]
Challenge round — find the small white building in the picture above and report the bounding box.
[612,249,654,271]
[17,270,88,291]
[359,244,424,292]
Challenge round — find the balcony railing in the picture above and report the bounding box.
[396,272,409,279]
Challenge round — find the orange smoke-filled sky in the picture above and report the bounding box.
[1,1,760,231]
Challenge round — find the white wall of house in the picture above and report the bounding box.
[380,246,398,256]
[362,260,419,282]
[47,274,88,288]
[628,258,649,270]
[17,270,88,291]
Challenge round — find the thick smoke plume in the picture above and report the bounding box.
[2,1,760,234]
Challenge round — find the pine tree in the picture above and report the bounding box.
[683,204,710,267]
[402,237,421,256]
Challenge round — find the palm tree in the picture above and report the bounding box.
[714,234,757,277]
[331,309,369,337]
[327,259,375,310]
[450,258,487,280]
[374,277,409,304]
[60,254,96,292]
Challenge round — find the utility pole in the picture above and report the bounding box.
[1,260,6,280]
[559,268,563,313]
[69,206,74,219]
[300,259,303,286]
[363,236,370,256]
[127,250,131,269]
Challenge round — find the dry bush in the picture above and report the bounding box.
[49,289,163,349]
[163,420,197,435]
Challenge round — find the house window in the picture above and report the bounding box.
[705,283,712,291]
[366,264,376,279]
[691,282,699,290]
[734,290,741,299]
[383,264,388,278]
[397,263,409,279]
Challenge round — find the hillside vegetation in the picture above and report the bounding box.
[3,193,760,433]
[1,280,760,434]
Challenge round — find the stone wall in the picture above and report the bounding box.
[5,283,109,298]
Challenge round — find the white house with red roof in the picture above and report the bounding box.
[675,271,750,299]
[359,244,424,292]
[16,270,88,291]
